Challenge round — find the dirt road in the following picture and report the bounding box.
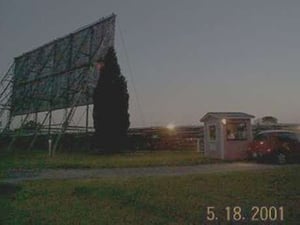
[1,162,286,183]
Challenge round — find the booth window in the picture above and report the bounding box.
[208,125,216,141]
[226,122,247,141]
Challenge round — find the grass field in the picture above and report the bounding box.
[1,166,299,225]
[0,151,220,177]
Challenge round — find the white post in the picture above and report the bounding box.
[48,138,52,157]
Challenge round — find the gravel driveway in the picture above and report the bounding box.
[1,162,283,183]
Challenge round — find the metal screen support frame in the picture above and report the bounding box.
[4,44,58,150]
[86,104,89,133]
[7,113,31,151]
[0,14,116,152]
[27,110,51,150]
[0,63,14,136]
[51,66,94,153]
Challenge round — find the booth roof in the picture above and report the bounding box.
[200,112,255,122]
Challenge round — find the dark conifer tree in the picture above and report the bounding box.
[93,47,130,152]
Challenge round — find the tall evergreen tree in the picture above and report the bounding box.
[93,47,130,152]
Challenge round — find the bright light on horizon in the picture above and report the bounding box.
[166,123,175,130]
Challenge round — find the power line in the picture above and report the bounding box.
[117,19,146,127]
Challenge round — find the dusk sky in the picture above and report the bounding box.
[1,0,300,127]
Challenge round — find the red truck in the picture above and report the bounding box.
[247,130,300,164]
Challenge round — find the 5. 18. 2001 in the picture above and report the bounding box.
[206,206,284,222]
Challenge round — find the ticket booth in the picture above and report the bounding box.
[200,112,255,160]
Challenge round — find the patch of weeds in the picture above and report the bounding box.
[54,163,91,169]
[0,183,23,225]
[72,186,98,196]
[0,182,22,198]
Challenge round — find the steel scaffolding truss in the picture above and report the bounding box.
[0,14,116,151]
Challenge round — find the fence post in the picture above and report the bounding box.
[48,138,52,157]
[196,138,200,152]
